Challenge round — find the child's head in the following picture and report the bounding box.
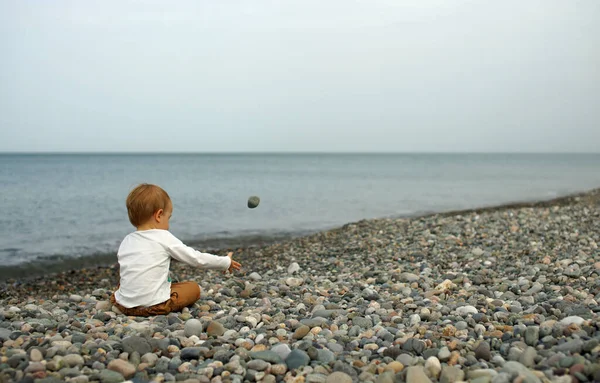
[126,184,172,230]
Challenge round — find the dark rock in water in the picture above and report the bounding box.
[247,196,260,208]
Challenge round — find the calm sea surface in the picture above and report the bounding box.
[1,153,599,275]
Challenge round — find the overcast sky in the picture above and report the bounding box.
[1,0,599,153]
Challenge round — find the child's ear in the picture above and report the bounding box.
[155,209,164,222]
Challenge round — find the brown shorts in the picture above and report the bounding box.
[109,281,201,317]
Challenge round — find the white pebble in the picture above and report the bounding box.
[424,356,442,379]
[560,316,585,326]
[409,314,421,326]
[456,306,478,315]
[288,262,301,274]
[249,272,262,281]
[184,319,203,337]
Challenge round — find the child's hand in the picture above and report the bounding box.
[224,252,241,274]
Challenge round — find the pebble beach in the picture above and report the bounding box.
[1,189,599,383]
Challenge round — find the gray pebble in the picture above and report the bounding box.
[285,349,310,370]
[183,318,203,337]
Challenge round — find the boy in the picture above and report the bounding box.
[110,183,241,316]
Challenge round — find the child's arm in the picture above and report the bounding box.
[161,232,232,270]
[168,242,232,270]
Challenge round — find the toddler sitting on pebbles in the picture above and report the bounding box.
[110,183,241,316]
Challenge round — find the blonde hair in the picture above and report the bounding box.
[126,184,171,227]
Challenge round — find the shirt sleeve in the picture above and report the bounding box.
[161,231,232,270]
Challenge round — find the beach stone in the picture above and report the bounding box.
[0,328,13,341]
[386,361,404,373]
[286,277,303,287]
[29,348,44,362]
[122,336,152,355]
[141,353,158,366]
[398,354,414,367]
[439,366,465,383]
[206,321,225,337]
[524,326,539,346]
[285,349,310,370]
[250,351,283,364]
[317,349,335,364]
[400,272,419,282]
[560,316,585,325]
[247,359,270,371]
[383,346,402,360]
[98,369,125,383]
[375,371,395,383]
[247,196,260,208]
[352,316,372,329]
[438,347,451,362]
[306,373,327,383]
[475,342,492,361]
[24,361,46,373]
[270,364,288,375]
[424,357,441,379]
[327,342,344,353]
[71,333,87,344]
[410,314,421,326]
[555,339,584,354]
[96,301,112,311]
[107,359,136,379]
[63,354,85,368]
[519,347,537,368]
[180,347,202,360]
[467,369,498,380]
[412,339,425,355]
[333,361,358,379]
[288,262,300,274]
[326,372,353,383]
[184,319,203,337]
[456,305,478,316]
[34,378,63,383]
[293,325,310,339]
[249,272,262,281]
[501,361,541,383]
[271,344,292,360]
[406,365,432,383]
[302,317,328,327]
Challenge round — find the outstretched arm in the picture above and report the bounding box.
[168,243,232,270]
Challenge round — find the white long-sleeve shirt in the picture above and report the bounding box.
[114,229,231,308]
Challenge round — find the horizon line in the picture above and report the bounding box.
[0,150,599,155]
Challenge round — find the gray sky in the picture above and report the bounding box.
[1,0,599,153]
